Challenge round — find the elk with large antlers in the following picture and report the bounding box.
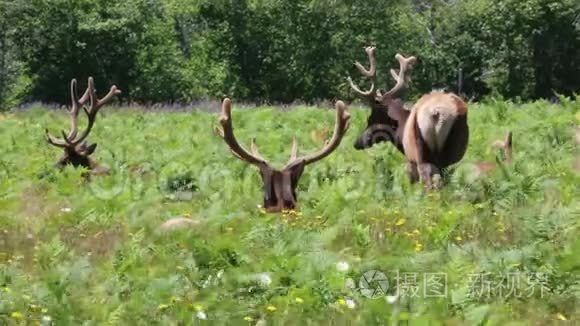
[45,77,121,175]
[348,46,469,189]
[216,98,351,212]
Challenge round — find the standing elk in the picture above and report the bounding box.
[216,98,350,213]
[348,46,469,189]
[45,77,121,176]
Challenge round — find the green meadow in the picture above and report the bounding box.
[0,97,579,325]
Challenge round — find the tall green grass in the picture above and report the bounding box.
[0,98,579,325]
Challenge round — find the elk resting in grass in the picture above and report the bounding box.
[45,77,121,175]
[348,46,469,190]
[472,131,513,178]
[216,98,351,213]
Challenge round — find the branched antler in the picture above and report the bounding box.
[215,98,269,166]
[347,46,416,103]
[46,77,121,149]
[285,101,351,168]
[382,54,417,99]
[347,46,377,99]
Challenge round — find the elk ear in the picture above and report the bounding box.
[387,99,410,123]
[85,143,98,155]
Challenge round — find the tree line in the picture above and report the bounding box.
[0,0,579,108]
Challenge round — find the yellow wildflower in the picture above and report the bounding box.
[244,316,254,321]
[295,297,304,304]
[336,298,346,305]
[414,241,424,252]
[157,304,170,310]
[11,312,23,319]
[266,305,277,312]
[395,218,406,226]
[556,313,567,320]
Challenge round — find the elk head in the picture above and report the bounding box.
[347,46,416,153]
[45,77,121,175]
[216,98,351,213]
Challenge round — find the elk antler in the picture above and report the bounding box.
[215,98,269,166]
[347,46,378,100]
[285,101,351,168]
[45,77,121,149]
[347,46,416,102]
[381,53,416,99]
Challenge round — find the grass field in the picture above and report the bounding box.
[0,97,579,325]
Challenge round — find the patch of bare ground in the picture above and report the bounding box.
[18,184,59,222]
[0,228,36,266]
[60,226,126,261]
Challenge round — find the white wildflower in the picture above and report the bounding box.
[41,315,52,325]
[336,261,349,272]
[196,311,207,320]
[60,207,71,213]
[256,273,272,287]
[386,295,398,304]
[345,298,356,309]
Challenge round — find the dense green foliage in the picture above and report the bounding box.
[0,0,579,108]
[0,98,579,324]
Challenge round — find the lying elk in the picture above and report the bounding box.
[45,77,121,175]
[348,46,469,189]
[471,131,513,178]
[216,98,350,213]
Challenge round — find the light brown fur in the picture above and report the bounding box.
[401,91,469,188]
[402,91,467,163]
